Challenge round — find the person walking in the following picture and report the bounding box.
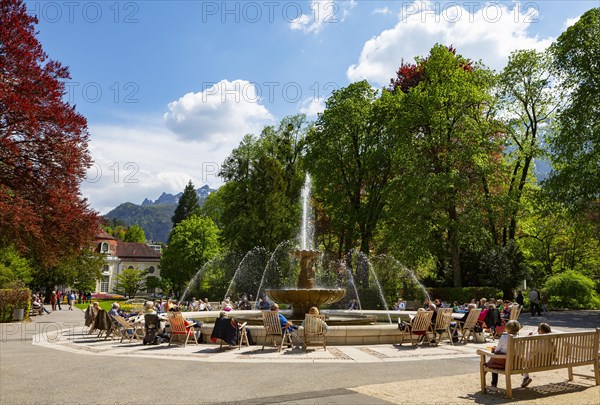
[68,291,75,310]
[529,287,541,317]
[541,291,549,314]
[56,290,62,310]
[50,291,57,311]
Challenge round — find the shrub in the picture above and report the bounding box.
[0,287,31,323]
[427,287,502,304]
[545,271,600,309]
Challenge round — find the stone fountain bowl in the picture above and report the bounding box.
[266,288,346,317]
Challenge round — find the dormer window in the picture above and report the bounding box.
[101,242,109,254]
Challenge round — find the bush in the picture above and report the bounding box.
[427,287,502,304]
[545,271,600,309]
[0,287,31,323]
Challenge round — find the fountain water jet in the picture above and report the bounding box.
[267,249,346,317]
[266,173,345,317]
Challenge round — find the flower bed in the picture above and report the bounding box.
[91,293,125,300]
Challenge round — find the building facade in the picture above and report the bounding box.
[94,230,162,294]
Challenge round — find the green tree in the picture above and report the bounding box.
[498,49,559,244]
[32,248,105,294]
[546,8,600,208]
[171,180,200,227]
[0,245,34,288]
[160,215,221,297]
[123,224,146,243]
[305,81,396,267]
[115,268,146,299]
[519,200,600,288]
[479,240,529,298]
[386,45,502,287]
[207,115,306,252]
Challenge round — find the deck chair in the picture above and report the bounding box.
[457,308,482,343]
[92,310,114,340]
[303,314,327,351]
[211,317,248,349]
[167,312,198,347]
[399,310,434,345]
[509,305,521,321]
[112,315,144,343]
[261,311,293,352]
[430,308,454,345]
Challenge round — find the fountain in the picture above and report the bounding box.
[182,172,432,343]
[263,174,345,317]
[266,249,346,318]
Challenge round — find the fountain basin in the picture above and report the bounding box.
[185,310,443,345]
[266,288,346,317]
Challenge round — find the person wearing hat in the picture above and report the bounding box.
[487,320,522,388]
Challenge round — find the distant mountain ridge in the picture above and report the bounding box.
[104,185,216,242]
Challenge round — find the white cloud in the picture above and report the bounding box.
[563,16,581,30]
[348,2,554,86]
[84,80,277,214]
[299,97,326,118]
[372,7,391,16]
[82,124,225,214]
[163,79,274,145]
[290,0,356,33]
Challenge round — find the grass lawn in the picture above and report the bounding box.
[75,301,123,312]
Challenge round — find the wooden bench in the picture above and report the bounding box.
[477,329,600,398]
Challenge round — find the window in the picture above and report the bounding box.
[100,276,110,293]
[128,265,134,270]
[101,242,109,253]
[102,265,109,274]
[147,266,155,274]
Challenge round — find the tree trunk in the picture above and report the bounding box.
[448,206,462,287]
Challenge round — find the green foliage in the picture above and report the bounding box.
[0,287,31,323]
[160,215,221,296]
[0,245,33,288]
[427,287,503,304]
[546,8,600,208]
[305,81,396,266]
[145,276,161,292]
[479,240,529,295]
[519,199,600,288]
[208,115,306,253]
[497,49,557,244]
[32,248,105,294]
[123,224,146,243]
[544,270,600,309]
[172,180,200,227]
[115,268,146,299]
[384,44,501,287]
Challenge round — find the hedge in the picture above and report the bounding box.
[426,287,503,305]
[0,288,31,323]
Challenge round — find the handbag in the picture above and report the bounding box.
[474,331,486,343]
[486,357,506,369]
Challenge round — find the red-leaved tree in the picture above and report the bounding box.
[0,0,98,269]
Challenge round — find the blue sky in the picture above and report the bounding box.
[24,0,598,213]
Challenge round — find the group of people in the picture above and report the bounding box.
[31,290,78,313]
[517,287,549,317]
[269,303,328,349]
[183,297,214,312]
[486,320,553,389]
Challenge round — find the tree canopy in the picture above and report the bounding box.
[0,0,99,268]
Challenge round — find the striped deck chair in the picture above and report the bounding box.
[167,312,198,347]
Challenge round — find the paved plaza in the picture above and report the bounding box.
[1,307,598,404]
